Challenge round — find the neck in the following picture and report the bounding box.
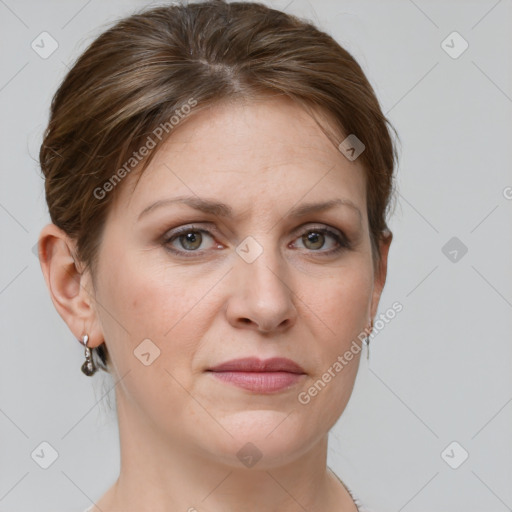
[94,390,358,512]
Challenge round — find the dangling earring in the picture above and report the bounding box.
[80,334,97,376]
[364,319,373,361]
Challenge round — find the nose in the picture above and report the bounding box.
[225,245,298,334]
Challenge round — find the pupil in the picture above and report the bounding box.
[305,232,324,249]
[182,231,201,249]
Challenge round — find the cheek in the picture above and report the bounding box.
[93,252,210,424]
[304,257,373,343]
[296,259,372,427]
[95,247,220,383]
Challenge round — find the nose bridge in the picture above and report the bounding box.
[238,232,291,298]
[228,232,296,332]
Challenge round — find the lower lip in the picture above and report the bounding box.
[208,371,305,393]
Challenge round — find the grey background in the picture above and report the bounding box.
[1,0,511,511]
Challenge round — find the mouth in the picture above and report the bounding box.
[206,357,306,393]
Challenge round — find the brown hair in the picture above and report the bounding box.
[39,0,399,373]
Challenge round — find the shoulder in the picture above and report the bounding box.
[344,483,375,512]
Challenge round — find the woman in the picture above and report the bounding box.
[37,1,398,510]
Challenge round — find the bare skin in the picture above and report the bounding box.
[39,95,391,512]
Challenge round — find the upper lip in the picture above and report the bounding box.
[207,357,306,374]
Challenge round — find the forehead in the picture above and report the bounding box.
[112,96,367,223]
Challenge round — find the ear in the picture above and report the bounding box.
[37,223,104,348]
[369,229,393,322]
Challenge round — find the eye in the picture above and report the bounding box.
[291,227,350,255]
[163,226,219,256]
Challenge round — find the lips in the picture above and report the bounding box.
[207,357,305,374]
[206,357,306,393]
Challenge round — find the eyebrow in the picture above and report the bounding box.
[137,195,362,223]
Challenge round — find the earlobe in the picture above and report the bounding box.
[37,223,103,347]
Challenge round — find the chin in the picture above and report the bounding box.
[196,410,316,469]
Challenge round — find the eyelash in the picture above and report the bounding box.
[162,224,351,258]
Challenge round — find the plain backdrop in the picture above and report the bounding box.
[1,1,511,511]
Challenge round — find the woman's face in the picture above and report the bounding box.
[84,96,390,467]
